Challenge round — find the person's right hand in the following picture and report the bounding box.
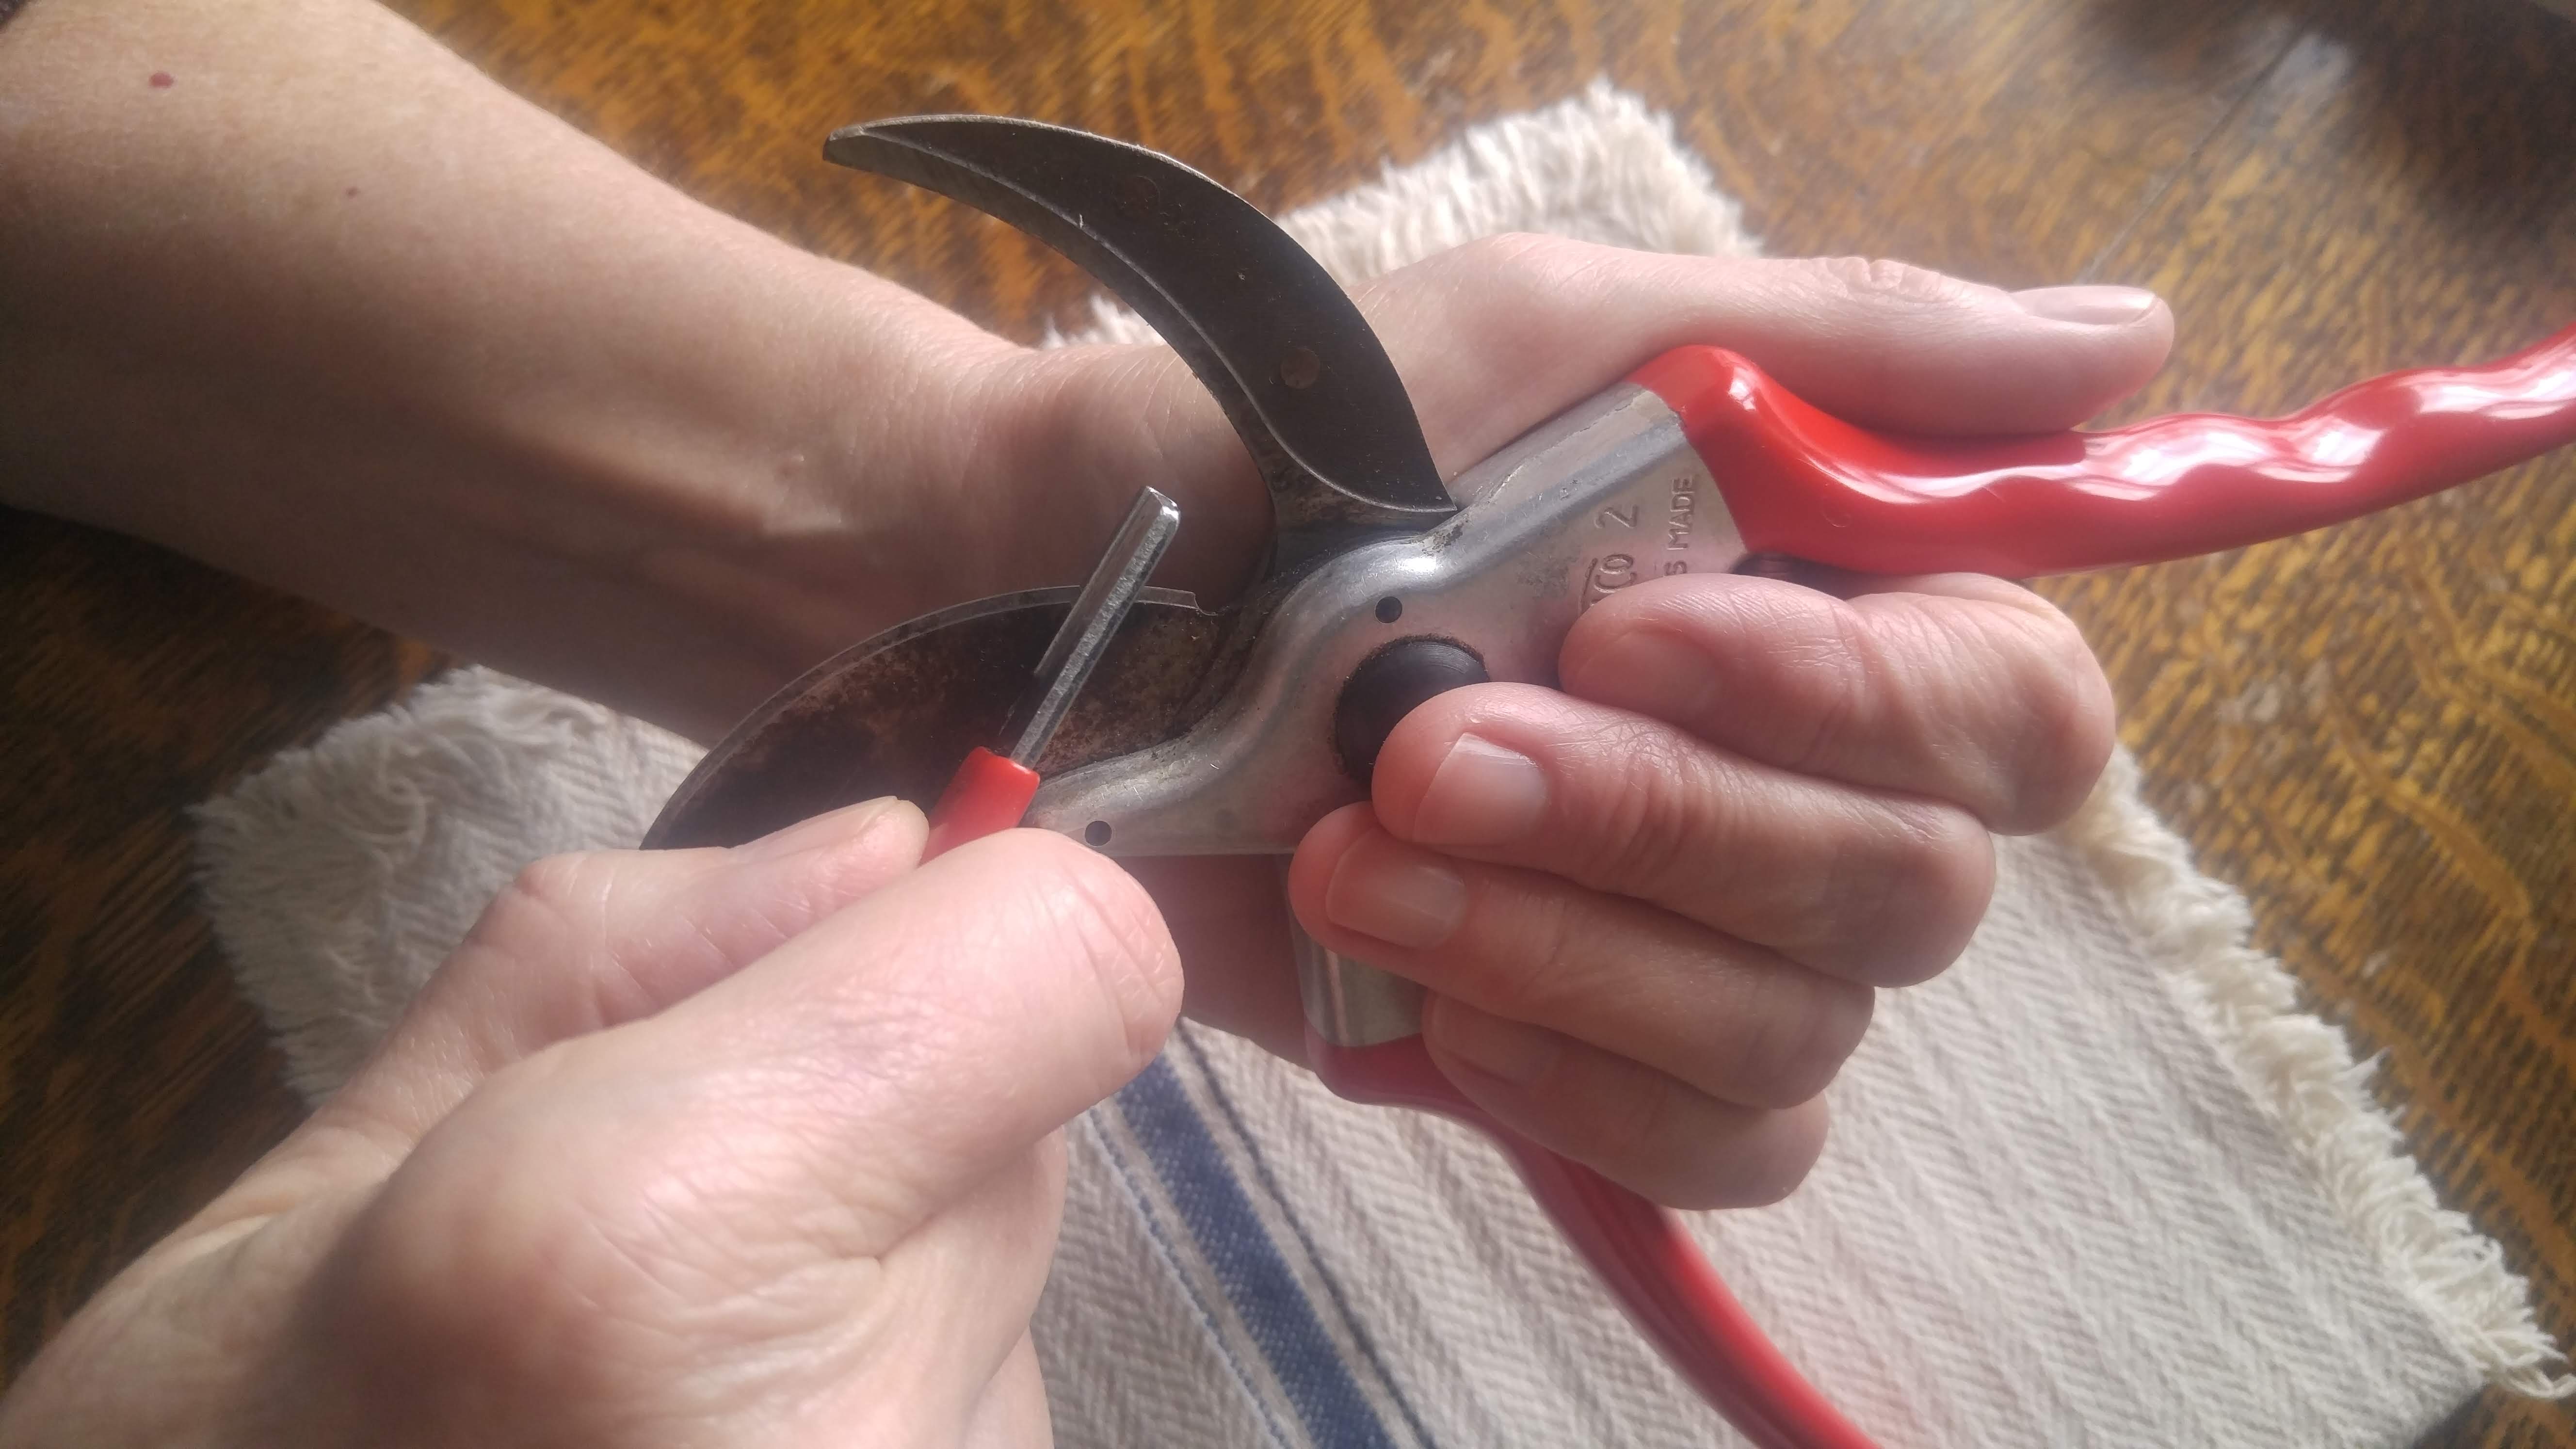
[995,241,2156,1208]
[0,801,1182,1448]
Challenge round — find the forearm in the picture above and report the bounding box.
[0,0,1027,737]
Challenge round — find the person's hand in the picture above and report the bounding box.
[0,0,2147,1219]
[975,242,2154,1207]
[0,802,1182,1448]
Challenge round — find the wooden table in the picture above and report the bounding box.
[4,0,2571,1440]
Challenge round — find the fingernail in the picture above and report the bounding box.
[1568,629,1717,723]
[1433,999,1562,1087]
[1413,734,1549,846]
[733,797,905,863]
[1325,837,1467,949]
[2010,284,2157,326]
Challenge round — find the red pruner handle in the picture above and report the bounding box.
[1630,321,2576,578]
[923,746,1042,860]
[1311,1032,1882,1449]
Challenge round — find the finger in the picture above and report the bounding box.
[593,827,1182,1231]
[305,798,928,1154]
[1560,571,2116,833]
[1352,239,2174,467]
[1288,806,1874,1107]
[1364,685,1993,985]
[1423,997,1831,1209]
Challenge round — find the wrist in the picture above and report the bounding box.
[955,341,1273,614]
[631,300,1281,743]
[539,253,1034,734]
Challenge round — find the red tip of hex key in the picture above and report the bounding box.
[924,746,1044,859]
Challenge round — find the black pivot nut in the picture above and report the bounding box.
[1332,638,1488,783]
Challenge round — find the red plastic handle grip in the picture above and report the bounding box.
[1311,1032,1882,1449]
[1630,322,2576,577]
[924,746,1042,859]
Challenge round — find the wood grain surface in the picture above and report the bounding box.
[3,0,2571,1440]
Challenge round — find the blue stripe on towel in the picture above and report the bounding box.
[1174,1031,1442,1449]
[1118,1057,1399,1449]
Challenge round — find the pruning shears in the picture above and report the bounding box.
[643,116,2576,1449]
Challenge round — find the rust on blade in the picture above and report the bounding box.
[644,589,1223,850]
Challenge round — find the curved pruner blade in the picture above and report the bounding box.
[826,115,1456,566]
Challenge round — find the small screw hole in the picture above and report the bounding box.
[1278,344,1322,390]
[1084,820,1114,847]
[1374,596,1403,623]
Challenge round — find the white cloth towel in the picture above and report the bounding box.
[194,83,2568,1448]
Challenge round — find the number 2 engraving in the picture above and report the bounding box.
[1596,504,1640,530]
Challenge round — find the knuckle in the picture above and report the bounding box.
[1899,800,1997,911]
[2005,610,2118,832]
[1804,806,1910,949]
[1799,255,1973,309]
[1847,803,1994,986]
[509,852,608,911]
[1927,817,1999,947]
[466,851,616,956]
[1588,1065,1687,1182]
[1460,879,1586,1019]
[1876,587,2114,831]
[1449,231,1589,290]
[329,1099,648,1405]
[1585,720,1719,891]
[1784,600,1880,775]
[1706,1104,1831,1209]
[1612,1095,1831,1211]
[1727,968,1872,1107]
[1428,234,1634,336]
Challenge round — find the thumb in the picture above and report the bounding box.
[1352,237,2175,465]
[562,826,1182,1234]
